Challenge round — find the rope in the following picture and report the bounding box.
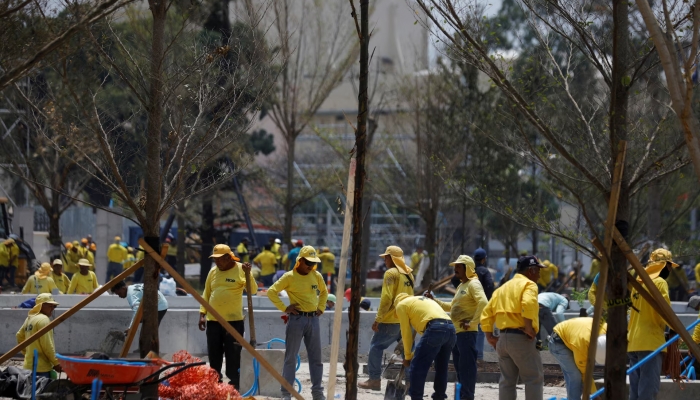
[241,338,302,397]
[662,339,681,381]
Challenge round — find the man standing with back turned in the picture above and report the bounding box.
[473,248,494,360]
[267,245,328,400]
[359,245,415,390]
[481,255,545,400]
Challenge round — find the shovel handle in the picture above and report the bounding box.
[245,269,256,346]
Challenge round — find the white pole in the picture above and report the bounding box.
[327,158,356,400]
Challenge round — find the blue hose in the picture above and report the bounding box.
[591,318,700,399]
[241,338,302,397]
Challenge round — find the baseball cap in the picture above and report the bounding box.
[687,296,700,310]
[379,246,412,275]
[473,248,487,261]
[114,236,121,241]
[298,246,321,263]
[450,255,475,268]
[296,239,304,246]
[81,238,88,244]
[275,238,282,244]
[209,244,240,261]
[517,256,545,271]
[52,259,63,266]
[327,294,337,303]
[65,242,73,249]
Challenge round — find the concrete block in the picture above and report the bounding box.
[240,348,285,397]
[594,378,700,400]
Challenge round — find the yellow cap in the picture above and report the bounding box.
[449,255,477,280]
[81,238,88,244]
[30,293,59,315]
[52,259,62,266]
[298,246,322,263]
[77,258,92,267]
[209,244,240,261]
[35,263,52,279]
[379,246,412,275]
[642,248,680,281]
[114,236,121,242]
[3,238,15,245]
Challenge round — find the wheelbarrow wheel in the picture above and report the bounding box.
[40,379,84,400]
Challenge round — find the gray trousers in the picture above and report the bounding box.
[281,314,324,398]
[496,332,544,400]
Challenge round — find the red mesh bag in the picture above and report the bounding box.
[158,350,242,400]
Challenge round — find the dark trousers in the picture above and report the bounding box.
[452,332,478,400]
[260,273,274,287]
[0,266,7,286]
[538,305,558,340]
[206,320,245,388]
[407,320,456,400]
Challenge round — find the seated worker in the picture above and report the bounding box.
[16,293,62,378]
[67,259,99,294]
[111,281,169,333]
[537,292,570,340]
[49,259,70,294]
[326,294,337,311]
[22,263,60,294]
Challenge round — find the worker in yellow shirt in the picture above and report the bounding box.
[67,259,99,294]
[410,246,424,277]
[548,317,607,400]
[236,237,250,263]
[480,255,545,400]
[318,246,336,293]
[106,236,127,282]
[123,247,136,271]
[62,242,80,278]
[267,245,327,400]
[695,263,700,288]
[359,245,415,390]
[22,263,60,294]
[199,244,254,389]
[426,255,487,400]
[628,248,679,400]
[0,238,20,287]
[79,238,90,257]
[16,293,62,378]
[253,244,277,287]
[270,237,282,267]
[538,260,557,291]
[687,296,700,345]
[394,293,456,400]
[588,254,601,282]
[50,259,71,294]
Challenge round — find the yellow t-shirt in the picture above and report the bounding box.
[22,276,59,295]
[271,243,281,260]
[435,278,488,333]
[694,263,700,284]
[628,276,670,352]
[410,252,423,277]
[50,272,70,294]
[318,252,336,275]
[396,296,451,360]
[236,243,249,263]
[480,273,539,334]
[267,269,328,313]
[86,251,95,271]
[553,317,607,392]
[63,251,81,274]
[107,243,127,264]
[200,263,256,321]
[67,271,99,294]
[376,268,415,324]
[16,313,59,373]
[253,250,277,276]
[692,311,700,344]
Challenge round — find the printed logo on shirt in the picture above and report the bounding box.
[311,285,318,290]
[403,279,412,287]
[226,278,236,283]
[460,290,467,295]
[26,324,33,332]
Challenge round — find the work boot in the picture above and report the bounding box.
[312,394,326,400]
[358,378,381,390]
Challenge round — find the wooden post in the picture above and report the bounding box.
[612,229,700,362]
[582,141,626,400]
[0,260,145,365]
[245,269,257,346]
[138,239,303,400]
[327,158,355,400]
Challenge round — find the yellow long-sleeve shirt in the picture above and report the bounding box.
[318,252,336,275]
[396,296,451,360]
[200,263,256,321]
[107,243,127,264]
[267,269,328,313]
[271,243,281,261]
[538,263,557,287]
[236,243,249,263]
[50,272,70,294]
[553,318,607,392]
[67,271,99,294]
[628,276,670,352]
[693,311,700,344]
[22,276,59,295]
[695,263,700,285]
[376,268,415,324]
[589,259,601,279]
[435,279,488,333]
[16,313,60,373]
[85,251,95,271]
[480,273,539,334]
[64,250,81,274]
[253,250,277,276]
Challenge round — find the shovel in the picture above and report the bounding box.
[245,266,257,347]
[384,364,407,400]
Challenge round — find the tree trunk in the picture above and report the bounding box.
[47,196,63,259]
[359,194,371,296]
[345,1,369,398]
[284,134,296,243]
[139,3,167,392]
[605,1,631,398]
[200,192,214,285]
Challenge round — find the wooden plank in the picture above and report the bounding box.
[612,229,700,362]
[327,158,355,400]
[0,259,145,365]
[139,239,304,400]
[245,269,257,346]
[583,140,626,400]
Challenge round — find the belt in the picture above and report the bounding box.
[550,332,563,343]
[501,328,526,335]
[296,311,317,317]
[426,319,453,328]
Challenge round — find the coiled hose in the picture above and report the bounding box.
[242,338,302,397]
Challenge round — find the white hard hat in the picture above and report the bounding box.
[275,238,281,244]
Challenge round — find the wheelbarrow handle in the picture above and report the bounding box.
[141,361,207,385]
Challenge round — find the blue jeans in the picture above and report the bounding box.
[549,336,581,400]
[628,351,662,400]
[452,332,477,400]
[476,325,484,360]
[368,323,402,379]
[282,315,324,398]
[408,319,456,400]
[260,273,274,287]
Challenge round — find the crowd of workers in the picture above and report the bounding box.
[10,232,700,400]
